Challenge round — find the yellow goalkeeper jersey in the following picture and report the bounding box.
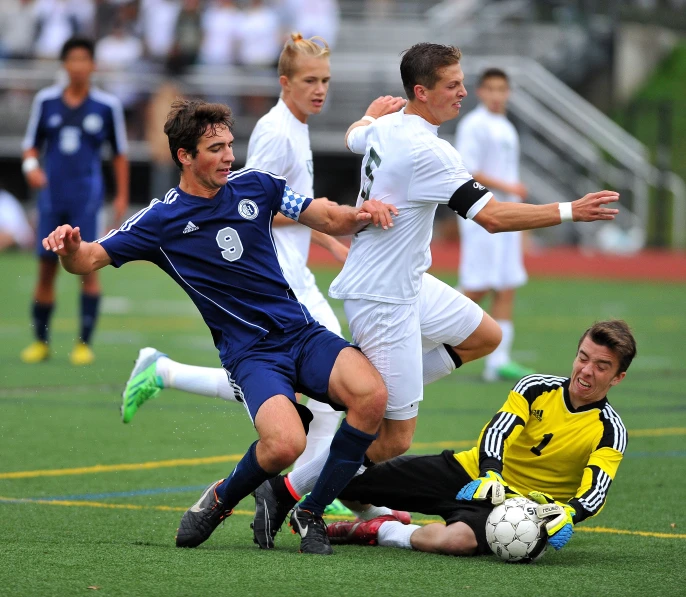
[454,374,627,523]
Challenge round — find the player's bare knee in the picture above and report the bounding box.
[258,430,306,471]
[365,381,388,422]
[369,434,410,462]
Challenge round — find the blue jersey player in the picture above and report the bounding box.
[21,37,129,366]
[42,98,398,555]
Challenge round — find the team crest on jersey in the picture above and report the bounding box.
[531,409,544,422]
[48,114,63,128]
[238,199,259,220]
[473,181,486,191]
[83,114,103,134]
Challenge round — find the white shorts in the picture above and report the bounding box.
[292,278,343,338]
[344,273,483,421]
[458,217,528,291]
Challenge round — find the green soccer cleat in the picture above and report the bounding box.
[323,499,355,519]
[121,347,166,423]
[484,361,536,383]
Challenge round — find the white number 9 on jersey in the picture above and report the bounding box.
[216,226,244,262]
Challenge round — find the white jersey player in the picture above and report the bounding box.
[455,68,532,382]
[271,43,620,519]
[121,34,349,470]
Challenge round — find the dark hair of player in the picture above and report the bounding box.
[479,68,509,87]
[400,43,462,101]
[164,99,235,171]
[577,320,637,374]
[60,37,95,61]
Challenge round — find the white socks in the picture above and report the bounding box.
[156,357,238,402]
[377,521,420,549]
[287,446,366,498]
[422,344,457,385]
[485,319,514,373]
[293,399,342,469]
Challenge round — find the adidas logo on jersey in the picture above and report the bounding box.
[531,409,544,422]
[183,221,199,234]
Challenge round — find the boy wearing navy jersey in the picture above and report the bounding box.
[42,98,397,556]
[21,37,129,366]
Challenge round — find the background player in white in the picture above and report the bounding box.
[254,44,621,545]
[455,68,533,382]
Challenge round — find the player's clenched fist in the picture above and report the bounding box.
[356,199,399,230]
[571,190,620,222]
[42,224,82,256]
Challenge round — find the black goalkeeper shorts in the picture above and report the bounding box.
[339,450,492,555]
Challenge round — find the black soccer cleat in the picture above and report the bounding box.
[289,507,333,555]
[176,480,232,548]
[251,477,296,549]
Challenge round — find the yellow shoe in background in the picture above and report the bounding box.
[20,341,50,364]
[70,342,95,366]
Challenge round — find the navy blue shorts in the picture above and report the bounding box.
[37,205,102,260]
[224,322,353,426]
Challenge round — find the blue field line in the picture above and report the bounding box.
[35,485,208,502]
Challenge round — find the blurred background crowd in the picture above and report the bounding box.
[0,0,685,251]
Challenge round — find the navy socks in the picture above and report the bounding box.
[300,418,377,516]
[32,301,54,342]
[80,293,100,344]
[215,441,274,511]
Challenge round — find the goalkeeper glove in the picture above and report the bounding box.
[457,471,510,505]
[528,491,576,551]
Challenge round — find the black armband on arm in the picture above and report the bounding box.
[448,179,491,218]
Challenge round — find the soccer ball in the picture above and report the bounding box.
[485,497,549,563]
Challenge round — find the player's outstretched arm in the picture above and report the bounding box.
[42,225,112,274]
[344,95,406,150]
[473,190,619,233]
[299,197,399,235]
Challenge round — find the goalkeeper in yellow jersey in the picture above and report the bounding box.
[327,320,636,557]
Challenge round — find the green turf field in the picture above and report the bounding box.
[0,252,684,597]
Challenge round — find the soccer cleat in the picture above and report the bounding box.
[121,347,166,423]
[20,341,50,364]
[327,514,399,545]
[176,479,232,548]
[323,499,355,519]
[251,478,297,549]
[289,507,333,555]
[483,361,535,382]
[70,342,95,366]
